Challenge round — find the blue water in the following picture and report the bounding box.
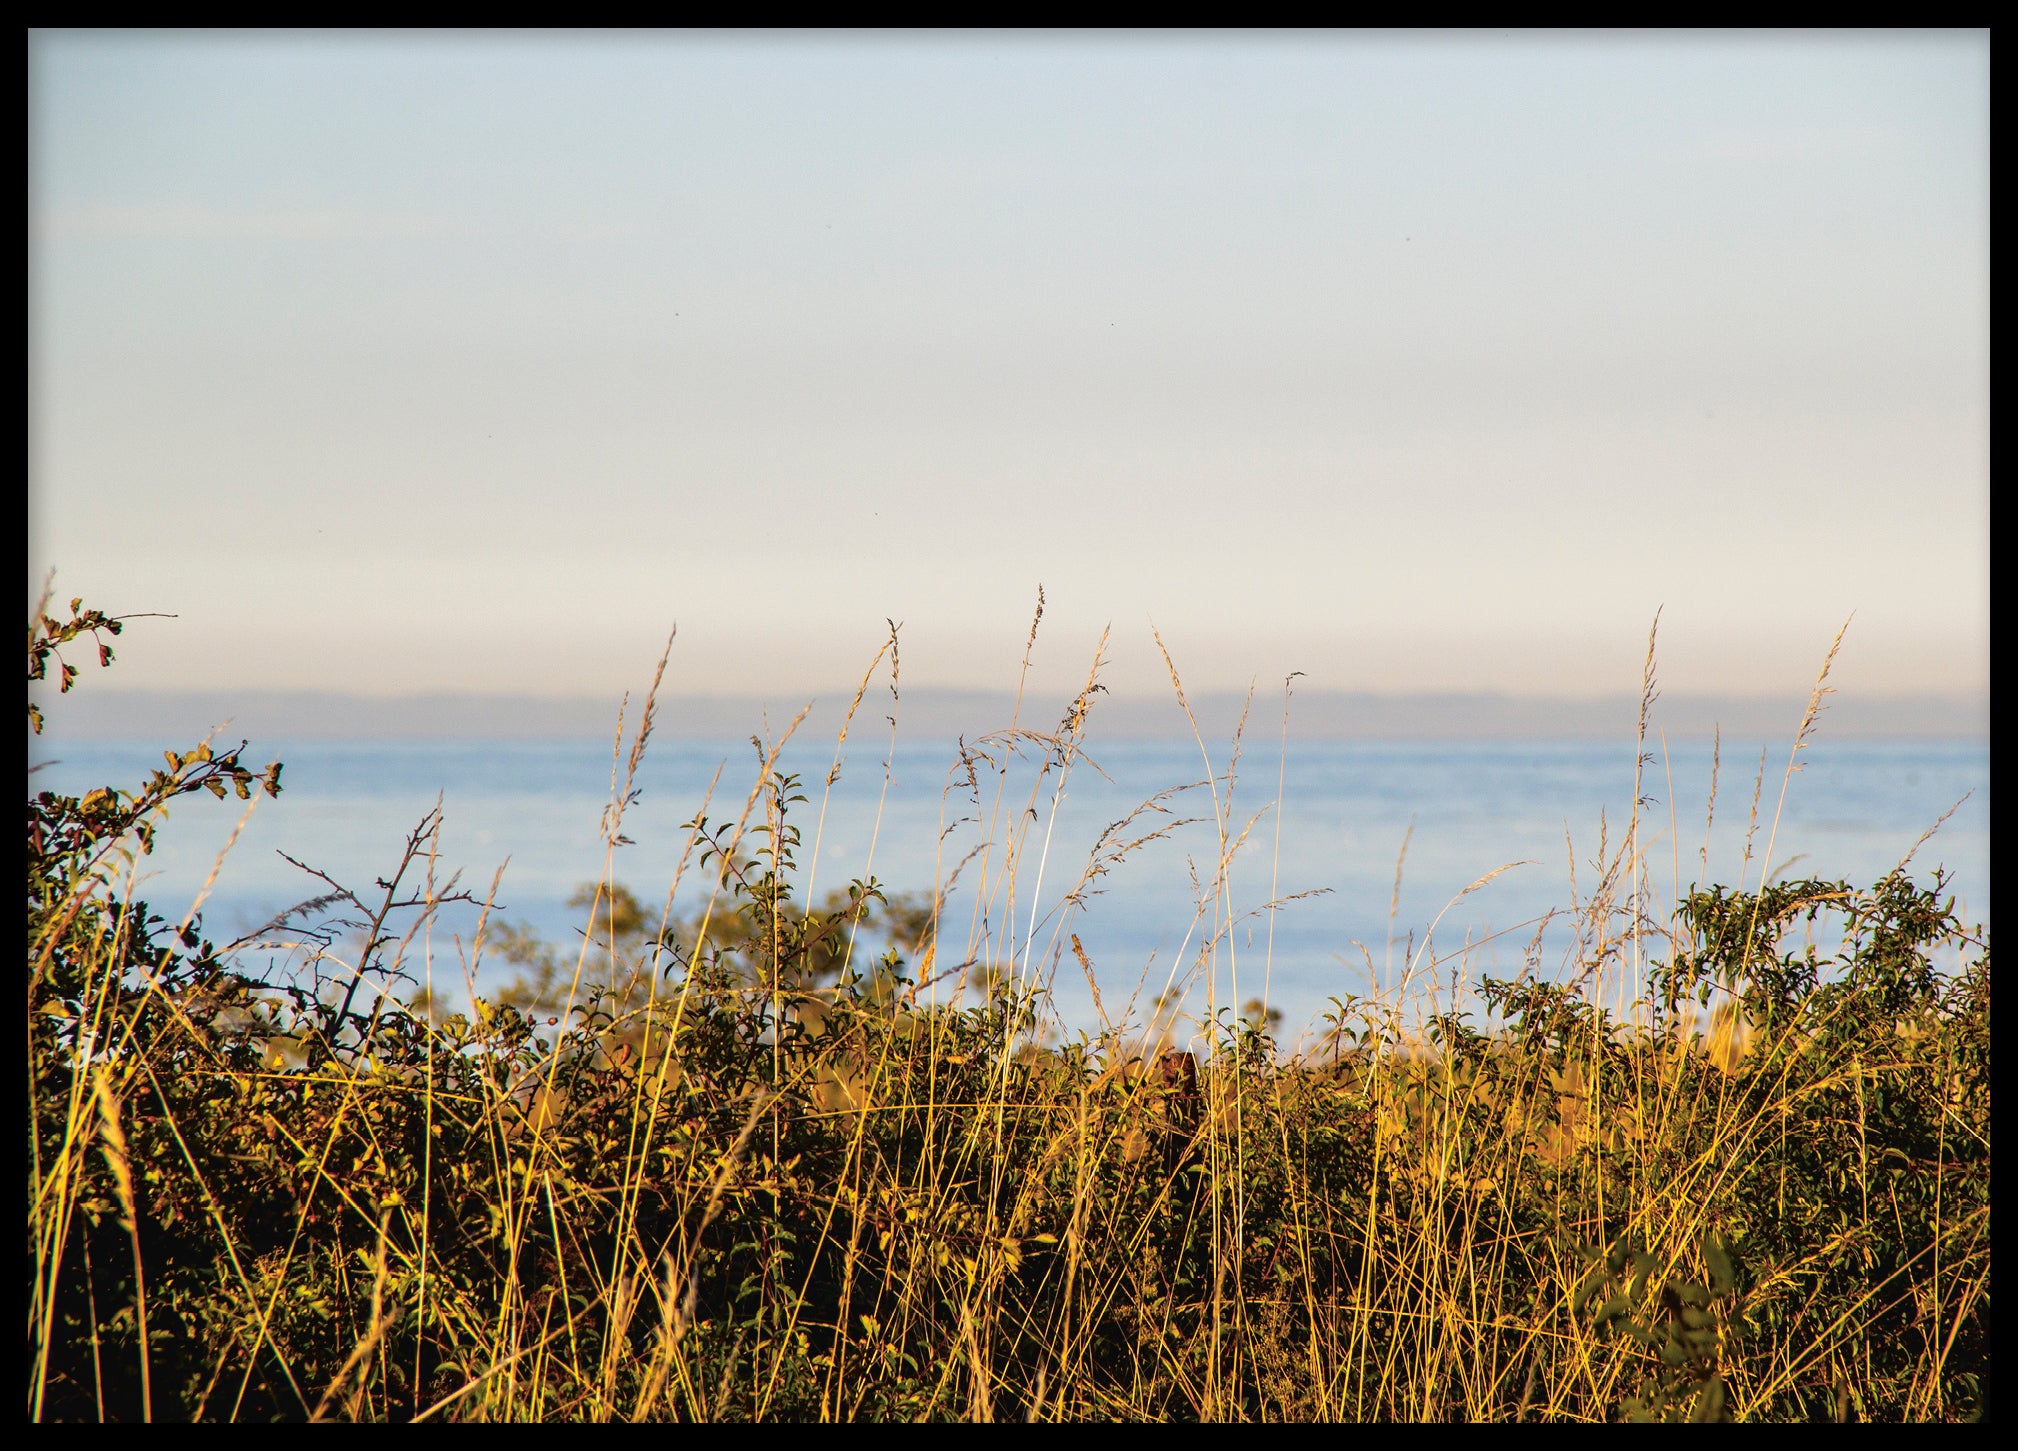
[28,729,1989,1043]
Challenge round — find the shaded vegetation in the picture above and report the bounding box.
[28,594,1988,1420]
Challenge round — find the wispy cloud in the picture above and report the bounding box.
[35,203,459,242]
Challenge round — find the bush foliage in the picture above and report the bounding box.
[27,598,1988,1421]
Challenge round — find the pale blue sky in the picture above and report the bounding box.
[29,31,1988,708]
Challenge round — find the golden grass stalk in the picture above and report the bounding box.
[25,602,1985,1422]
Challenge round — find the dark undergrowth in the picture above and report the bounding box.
[28,593,1988,1420]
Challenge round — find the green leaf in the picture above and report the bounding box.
[1705,1229,1737,1293]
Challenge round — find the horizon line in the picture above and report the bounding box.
[26,683,1990,742]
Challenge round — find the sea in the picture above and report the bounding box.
[29,730,1989,1046]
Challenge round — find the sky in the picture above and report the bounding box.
[28,31,1989,715]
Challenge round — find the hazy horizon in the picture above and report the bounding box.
[26,678,1989,743]
[29,32,1987,706]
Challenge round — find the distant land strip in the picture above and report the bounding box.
[26,686,1989,743]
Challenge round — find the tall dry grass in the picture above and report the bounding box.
[27,592,1988,1421]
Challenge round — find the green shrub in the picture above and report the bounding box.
[26,595,1988,1421]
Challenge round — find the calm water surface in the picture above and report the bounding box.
[31,731,1989,1041]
